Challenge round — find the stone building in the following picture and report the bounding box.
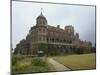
[14,10,92,55]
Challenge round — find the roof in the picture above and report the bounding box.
[47,25,65,32]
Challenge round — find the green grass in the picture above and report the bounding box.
[53,53,96,70]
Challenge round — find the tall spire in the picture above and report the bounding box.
[40,8,43,16]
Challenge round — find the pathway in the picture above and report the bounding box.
[48,58,71,71]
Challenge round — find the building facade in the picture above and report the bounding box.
[14,11,92,55]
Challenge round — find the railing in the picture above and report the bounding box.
[34,41,73,46]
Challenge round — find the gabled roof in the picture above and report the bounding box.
[47,25,64,32]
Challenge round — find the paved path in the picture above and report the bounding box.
[48,58,71,71]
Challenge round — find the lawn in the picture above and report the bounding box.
[53,53,96,70]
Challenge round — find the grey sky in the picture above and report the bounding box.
[12,1,96,49]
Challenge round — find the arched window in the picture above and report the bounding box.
[47,38,48,41]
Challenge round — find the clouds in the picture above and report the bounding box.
[12,1,95,48]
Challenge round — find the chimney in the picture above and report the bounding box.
[57,25,60,28]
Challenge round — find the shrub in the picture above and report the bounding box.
[12,63,30,73]
[32,66,50,72]
[32,57,47,66]
[12,55,25,65]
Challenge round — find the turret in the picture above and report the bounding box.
[36,8,47,26]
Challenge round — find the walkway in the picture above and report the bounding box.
[48,58,71,71]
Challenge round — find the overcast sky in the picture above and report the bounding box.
[12,1,96,49]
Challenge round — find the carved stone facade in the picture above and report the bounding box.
[14,11,92,55]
